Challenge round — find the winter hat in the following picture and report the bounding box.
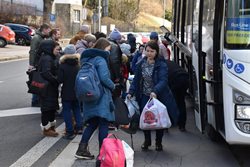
[109,28,122,41]
[63,44,76,54]
[150,31,159,40]
[120,43,131,56]
[80,24,90,33]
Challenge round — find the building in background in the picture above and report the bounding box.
[52,0,83,37]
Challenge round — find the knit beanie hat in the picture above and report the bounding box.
[109,28,122,41]
[63,44,76,54]
[80,25,90,33]
[150,31,159,40]
[120,43,131,56]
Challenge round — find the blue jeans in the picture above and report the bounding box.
[32,94,39,105]
[62,100,83,134]
[80,117,109,148]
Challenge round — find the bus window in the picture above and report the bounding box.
[225,0,250,49]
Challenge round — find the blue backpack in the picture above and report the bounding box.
[75,58,103,102]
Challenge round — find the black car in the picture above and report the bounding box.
[4,23,33,46]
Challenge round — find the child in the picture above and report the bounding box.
[58,44,83,139]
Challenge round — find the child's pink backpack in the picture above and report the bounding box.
[97,134,125,167]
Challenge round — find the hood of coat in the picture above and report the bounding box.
[38,40,57,56]
[75,39,88,51]
[80,48,110,63]
[59,53,80,65]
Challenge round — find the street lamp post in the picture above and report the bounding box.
[98,0,101,32]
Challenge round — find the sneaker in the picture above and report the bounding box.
[63,133,76,140]
[75,143,95,160]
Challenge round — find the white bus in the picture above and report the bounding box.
[165,0,250,144]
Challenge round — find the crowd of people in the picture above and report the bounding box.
[27,23,190,160]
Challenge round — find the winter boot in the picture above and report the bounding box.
[40,123,59,137]
[49,120,57,132]
[75,143,95,160]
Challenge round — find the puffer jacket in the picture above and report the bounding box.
[58,53,80,101]
[38,40,59,111]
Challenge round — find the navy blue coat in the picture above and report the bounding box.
[128,57,179,125]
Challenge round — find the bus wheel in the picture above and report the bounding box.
[207,124,220,142]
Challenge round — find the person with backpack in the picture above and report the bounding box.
[75,38,115,160]
[38,40,61,137]
[127,41,179,151]
[58,44,83,140]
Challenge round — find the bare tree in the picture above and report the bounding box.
[43,0,54,24]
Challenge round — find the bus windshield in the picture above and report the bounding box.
[225,0,250,49]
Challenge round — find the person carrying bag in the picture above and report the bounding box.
[127,41,179,151]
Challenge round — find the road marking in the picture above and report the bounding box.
[49,130,97,167]
[0,81,3,83]
[0,107,40,117]
[9,123,65,167]
[49,135,81,167]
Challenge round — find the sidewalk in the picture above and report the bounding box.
[60,98,240,167]
[0,39,70,62]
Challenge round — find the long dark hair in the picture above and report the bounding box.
[146,40,159,59]
[92,37,110,50]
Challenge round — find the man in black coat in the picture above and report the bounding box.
[167,60,189,131]
[108,28,123,98]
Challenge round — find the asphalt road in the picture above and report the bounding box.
[0,59,31,110]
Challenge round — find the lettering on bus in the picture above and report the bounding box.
[226,18,250,44]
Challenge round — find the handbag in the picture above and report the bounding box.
[27,70,48,97]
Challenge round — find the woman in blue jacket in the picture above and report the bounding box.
[75,38,115,160]
[127,40,179,151]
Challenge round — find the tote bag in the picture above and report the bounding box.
[27,70,48,97]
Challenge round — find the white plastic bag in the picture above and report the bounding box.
[125,97,139,118]
[122,140,134,167]
[139,98,172,130]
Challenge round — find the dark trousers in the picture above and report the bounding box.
[80,117,109,148]
[140,94,164,144]
[41,110,56,126]
[172,77,189,128]
[144,129,164,144]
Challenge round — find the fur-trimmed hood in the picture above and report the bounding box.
[59,53,80,65]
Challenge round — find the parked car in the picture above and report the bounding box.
[0,24,15,47]
[4,23,33,46]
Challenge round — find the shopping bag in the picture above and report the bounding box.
[139,98,171,130]
[27,70,48,97]
[122,140,134,167]
[125,97,139,118]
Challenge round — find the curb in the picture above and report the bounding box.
[0,55,28,62]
